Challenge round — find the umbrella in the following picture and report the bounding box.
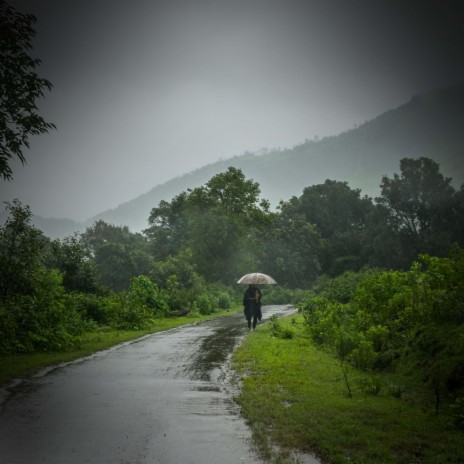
[237,272,277,285]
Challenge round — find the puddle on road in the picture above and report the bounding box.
[187,316,245,382]
[182,307,321,464]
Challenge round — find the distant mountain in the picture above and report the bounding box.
[7,83,463,238]
[0,209,82,240]
[89,82,464,232]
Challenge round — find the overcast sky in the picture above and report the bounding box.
[2,0,464,222]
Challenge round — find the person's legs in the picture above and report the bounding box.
[247,318,251,329]
[252,315,258,329]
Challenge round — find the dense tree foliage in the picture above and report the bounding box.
[81,220,153,291]
[0,0,55,180]
[0,199,45,300]
[146,167,270,284]
[274,180,378,277]
[45,234,101,294]
[257,209,323,288]
[1,157,463,367]
[0,201,84,352]
[377,157,461,265]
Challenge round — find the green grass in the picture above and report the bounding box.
[233,315,464,464]
[0,308,237,386]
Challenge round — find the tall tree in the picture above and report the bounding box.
[46,234,101,294]
[81,221,153,291]
[377,157,457,260]
[146,168,271,284]
[0,199,45,300]
[144,193,189,261]
[280,180,379,275]
[0,0,55,180]
[185,167,270,282]
[258,209,323,288]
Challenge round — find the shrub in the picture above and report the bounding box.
[263,286,294,304]
[217,292,231,309]
[196,293,216,315]
[0,269,85,352]
[269,315,294,339]
[70,292,111,325]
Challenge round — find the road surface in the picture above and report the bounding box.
[0,305,316,464]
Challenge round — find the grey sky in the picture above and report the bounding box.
[2,0,464,221]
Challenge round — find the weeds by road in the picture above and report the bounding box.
[233,315,464,464]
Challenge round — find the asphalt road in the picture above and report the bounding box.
[0,305,304,464]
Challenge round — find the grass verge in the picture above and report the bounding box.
[233,314,464,464]
[0,308,237,387]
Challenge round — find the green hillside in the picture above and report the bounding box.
[89,83,463,233]
[10,82,461,237]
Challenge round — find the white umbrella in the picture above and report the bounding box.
[237,272,277,285]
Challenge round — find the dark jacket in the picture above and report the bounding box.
[243,285,262,320]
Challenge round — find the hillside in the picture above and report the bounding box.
[10,83,463,238]
[88,82,464,233]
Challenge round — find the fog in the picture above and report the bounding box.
[1,0,463,221]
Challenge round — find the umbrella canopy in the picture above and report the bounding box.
[237,272,277,285]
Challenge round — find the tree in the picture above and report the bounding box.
[377,157,457,260]
[146,168,271,284]
[0,0,55,180]
[144,193,189,261]
[258,209,323,288]
[0,200,85,353]
[149,249,205,313]
[0,199,45,301]
[278,180,379,275]
[81,221,153,291]
[46,234,101,294]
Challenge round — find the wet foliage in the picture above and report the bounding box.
[297,249,464,425]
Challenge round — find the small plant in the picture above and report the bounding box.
[269,315,294,339]
[358,374,383,395]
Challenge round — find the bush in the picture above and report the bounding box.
[316,270,375,303]
[217,292,231,309]
[70,292,111,325]
[0,269,85,353]
[127,275,168,317]
[113,276,169,329]
[299,250,464,418]
[263,286,294,304]
[269,315,294,339]
[196,293,216,315]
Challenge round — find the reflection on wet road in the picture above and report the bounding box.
[0,305,297,464]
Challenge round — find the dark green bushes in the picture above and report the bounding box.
[298,249,464,418]
[0,202,234,353]
[0,269,86,352]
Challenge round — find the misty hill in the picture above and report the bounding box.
[88,82,464,233]
[7,83,462,238]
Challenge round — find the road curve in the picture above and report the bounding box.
[0,305,298,464]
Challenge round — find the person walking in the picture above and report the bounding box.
[243,284,262,330]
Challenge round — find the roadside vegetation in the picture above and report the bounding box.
[234,299,464,463]
[234,249,464,463]
[1,159,463,462]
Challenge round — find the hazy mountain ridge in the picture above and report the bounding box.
[5,83,463,238]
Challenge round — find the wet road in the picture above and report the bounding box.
[0,305,297,464]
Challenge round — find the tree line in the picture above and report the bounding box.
[1,157,463,354]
